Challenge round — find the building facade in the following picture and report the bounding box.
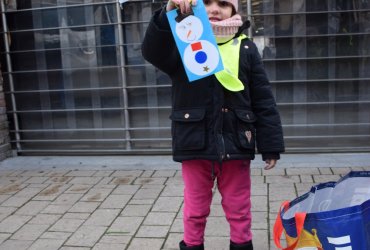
[0,63,12,160]
[0,0,369,156]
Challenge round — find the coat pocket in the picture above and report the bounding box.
[170,109,206,150]
[234,109,257,150]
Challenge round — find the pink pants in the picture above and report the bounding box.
[182,159,252,246]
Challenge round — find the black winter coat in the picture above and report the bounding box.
[142,8,285,163]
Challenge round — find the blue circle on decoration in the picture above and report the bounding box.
[195,51,207,64]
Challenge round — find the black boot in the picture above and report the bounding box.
[230,240,253,250]
[179,240,204,250]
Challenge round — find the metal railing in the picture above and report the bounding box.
[0,0,369,155]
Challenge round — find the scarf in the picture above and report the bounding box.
[210,14,243,43]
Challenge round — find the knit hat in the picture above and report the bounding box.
[224,0,238,13]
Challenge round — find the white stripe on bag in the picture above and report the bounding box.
[334,247,352,250]
[327,235,352,250]
[327,236,351,245]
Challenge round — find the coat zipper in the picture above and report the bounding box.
[219,108,226,163]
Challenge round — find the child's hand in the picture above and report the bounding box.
[166,0,197,14]
[264,159,277,170]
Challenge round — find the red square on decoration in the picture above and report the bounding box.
[191,42,202,51]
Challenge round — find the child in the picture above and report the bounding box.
[141,0,285,249]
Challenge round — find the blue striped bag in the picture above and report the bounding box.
[274,171,370,250]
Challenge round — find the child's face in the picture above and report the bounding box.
[204,0,234,21]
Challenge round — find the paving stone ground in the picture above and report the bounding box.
[0,154,368,250]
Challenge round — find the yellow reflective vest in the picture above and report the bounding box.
[215,34,248,92]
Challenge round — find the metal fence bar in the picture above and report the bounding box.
[116,1,132,150]
[3,25,369,38]
[8,122,370,133]
[249,8,370,16]
[5,85,172,94]
[0,1,117,13]
[5,99,370,114]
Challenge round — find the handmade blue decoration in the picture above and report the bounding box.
[166,0,224,82]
